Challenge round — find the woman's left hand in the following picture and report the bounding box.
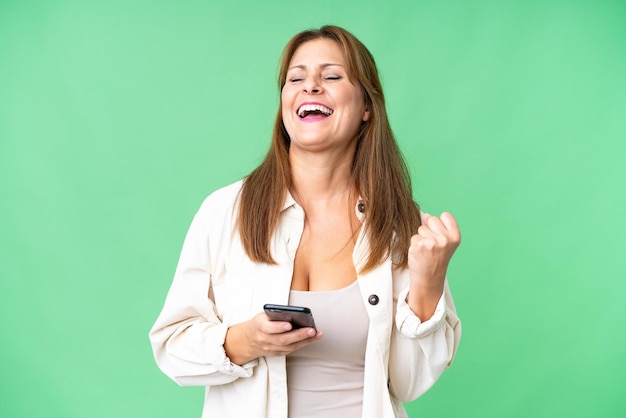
[406,212,461,319]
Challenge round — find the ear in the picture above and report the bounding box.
[361,91,371,122]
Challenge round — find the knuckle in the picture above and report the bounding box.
[419,239,431,248]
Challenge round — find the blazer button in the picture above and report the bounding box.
[368,294,379,305]
[357,200,366,213]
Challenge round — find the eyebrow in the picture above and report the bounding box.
[287,63,344,71]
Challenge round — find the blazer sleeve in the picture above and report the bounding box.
[387,269,462,402]
[148,202,257,386]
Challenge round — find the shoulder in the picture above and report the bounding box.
[202,179,244,205]
[195,179,244,222]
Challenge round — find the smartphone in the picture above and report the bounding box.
[263,304,317,330]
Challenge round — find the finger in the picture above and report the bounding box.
[425,216,447,235]
[265,321,293,334]
[285,330,323,351]
[272,327,320,347]
[411,233,436,251]
[440,212,461,241]
[267,330,323,356]
[420,212,432,226]
[258,312,294,334]
[417,224,436,239]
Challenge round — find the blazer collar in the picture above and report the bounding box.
[281,190,366,223]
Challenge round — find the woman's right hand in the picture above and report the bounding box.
[224,312,323,365]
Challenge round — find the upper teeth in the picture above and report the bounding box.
[297,104,333,117]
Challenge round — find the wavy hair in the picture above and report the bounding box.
[237,25,421,273]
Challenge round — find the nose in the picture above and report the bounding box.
[303,76,322,94]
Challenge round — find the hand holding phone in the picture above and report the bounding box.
[263,304,317,330]
[224,305,320,365]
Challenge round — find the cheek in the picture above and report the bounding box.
[280,94,295,137]
[348,97,367,122]
[343,86,365,112]
[280,89,293,118]
[281,104,293,127]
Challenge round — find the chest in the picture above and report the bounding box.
[291,211,362,291]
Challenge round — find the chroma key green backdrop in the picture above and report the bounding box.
[1,1,625,417]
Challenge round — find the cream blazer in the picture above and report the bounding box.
[149,180,461,418]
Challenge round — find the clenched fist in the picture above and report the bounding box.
[407,212,461,320]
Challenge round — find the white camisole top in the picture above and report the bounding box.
[286,281,370,418]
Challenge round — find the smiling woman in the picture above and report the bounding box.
[281,38,370,155]
[149,25,462,418]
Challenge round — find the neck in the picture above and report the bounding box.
[288,147,356,209]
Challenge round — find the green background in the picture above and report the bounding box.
[1,0,625,417]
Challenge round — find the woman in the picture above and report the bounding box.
[150,25,462,418]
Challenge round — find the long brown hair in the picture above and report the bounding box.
[238,25,421,273]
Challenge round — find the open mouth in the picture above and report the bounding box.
[297,104,334,119]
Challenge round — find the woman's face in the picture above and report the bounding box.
[281,38,370,153]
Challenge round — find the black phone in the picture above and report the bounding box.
[263,304,317,330]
